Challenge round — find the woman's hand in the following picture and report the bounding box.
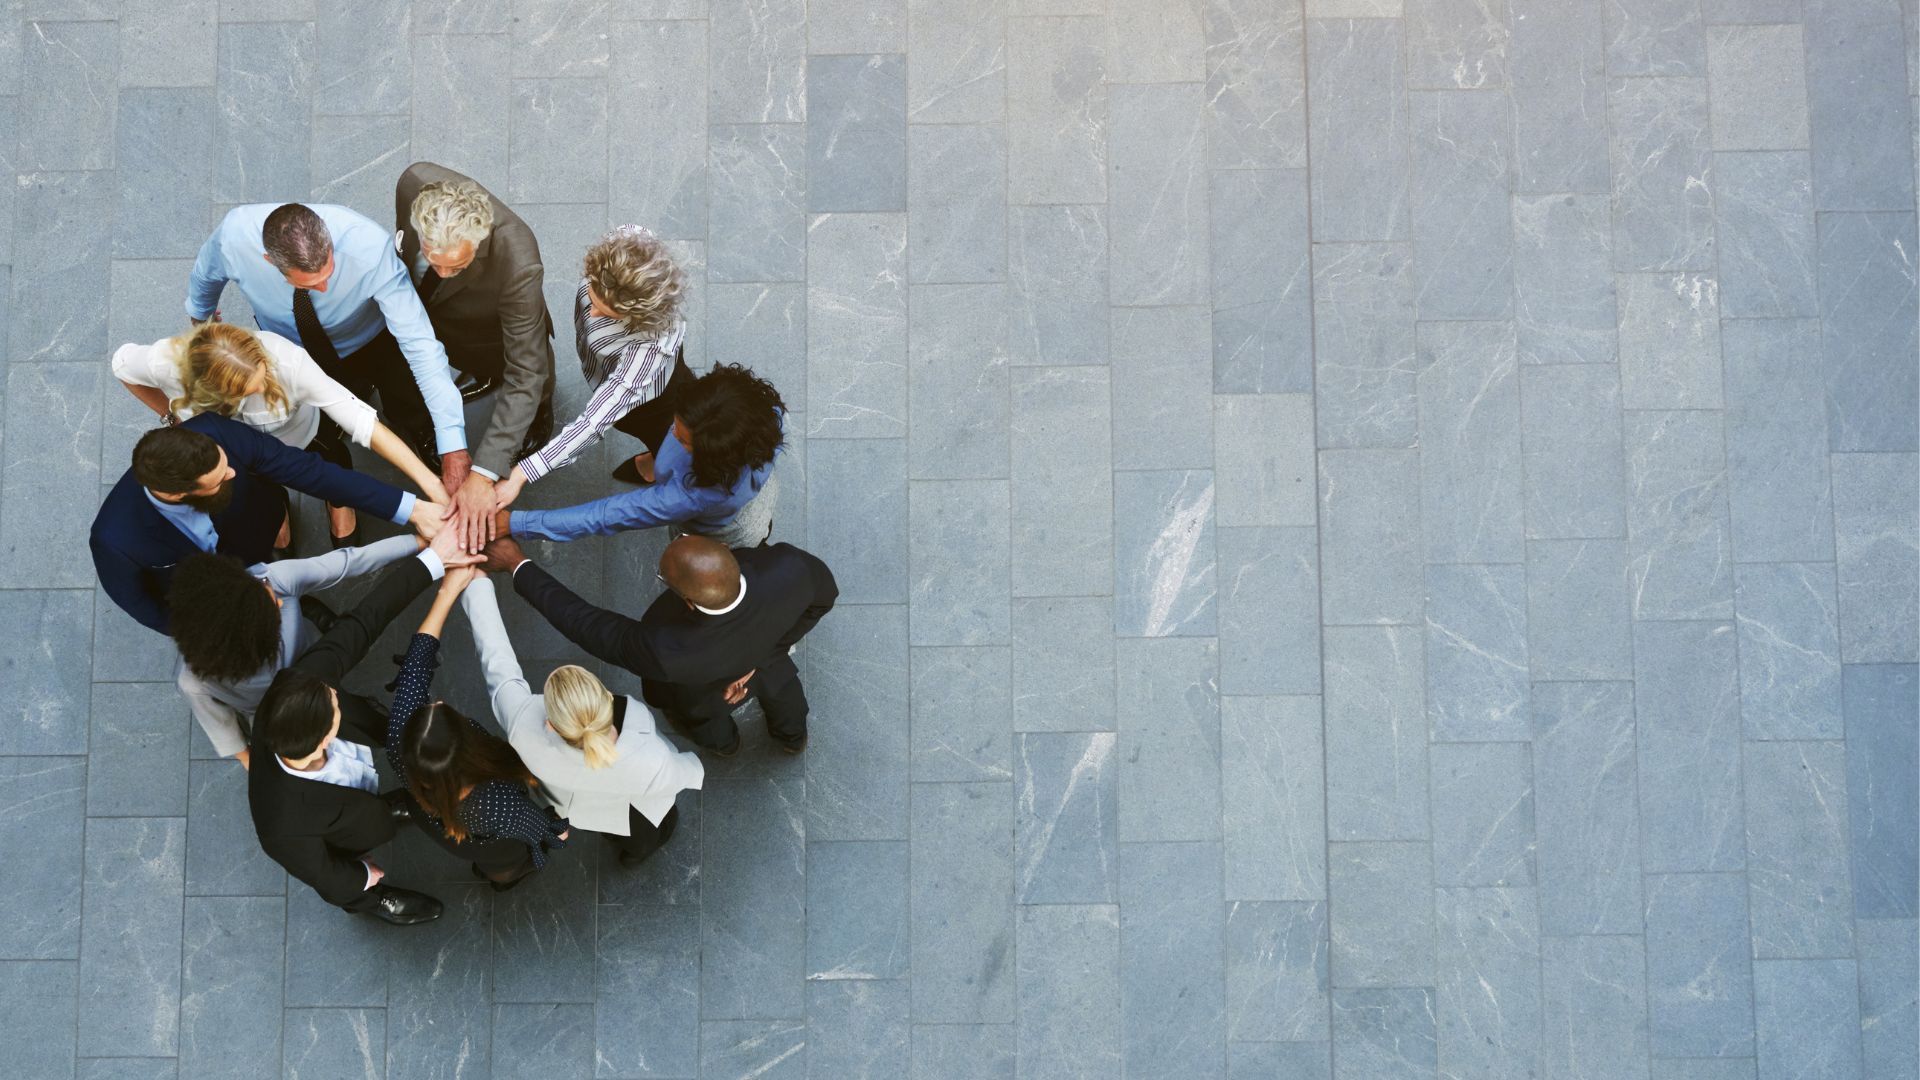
[439,564,482,596]
[492,467,527,512]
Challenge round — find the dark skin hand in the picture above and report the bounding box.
[480,535,528,574]
[494,507,512,540]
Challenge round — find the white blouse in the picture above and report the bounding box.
[111,329,378,449]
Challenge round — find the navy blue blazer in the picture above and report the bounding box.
[90,413,408,633]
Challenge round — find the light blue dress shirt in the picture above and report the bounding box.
[144,489,220,553]
[186,203,467,454]
[509,429,780,543]
[145,486,417,550]
[278,737,381,795]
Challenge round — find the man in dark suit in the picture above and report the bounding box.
[250,548,462,924]
[89,414,444,634]
[481,533,838,755]
[395,161,556,551]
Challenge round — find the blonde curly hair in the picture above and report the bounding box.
[169,322,290,419]
[582,225,684,337]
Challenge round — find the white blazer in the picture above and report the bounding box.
[460,577,704,835]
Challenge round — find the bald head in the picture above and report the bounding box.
[660,535,741,609]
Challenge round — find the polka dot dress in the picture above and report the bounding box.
[387,633,569,866]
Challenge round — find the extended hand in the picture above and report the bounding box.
[479,535,528,574]
[723,669,756,705]
[439,448,472,496]
[409,500,447,541]
[448,471,497,553]
[428,521,484,568]
[492,468,526,512]
[441,564,482,593]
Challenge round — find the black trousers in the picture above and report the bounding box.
[605,804,680,863]
[316,329,439,460]
[644,653,809,751]
[610,350,695,457]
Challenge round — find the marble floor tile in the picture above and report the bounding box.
[1434,887,1541,1080]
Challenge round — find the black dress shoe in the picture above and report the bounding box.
[454,372,498,402]
[775,731,808,756]
[298,596,339,635]
[362,886,443,926]
[709,734,741,758]
[472,862,536,893]
[610,455,650,485]
[381,790,414,826]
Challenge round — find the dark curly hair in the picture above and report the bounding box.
[167,553,280,683]
[674,364,786,490]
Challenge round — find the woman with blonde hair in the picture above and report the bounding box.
[489,224,694,508]
[113,321,447,548]
[460,574,704,866]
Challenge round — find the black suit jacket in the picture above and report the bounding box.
[89,413,407,633]
[514,543,839,701]
[247,556,434,907]
[395,161,554,478]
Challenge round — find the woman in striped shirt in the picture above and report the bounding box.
[489,225,691,510]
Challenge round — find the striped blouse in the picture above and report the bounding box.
[516,279,685,484]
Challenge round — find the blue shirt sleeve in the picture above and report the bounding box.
[365,247,467,455]
[510,481,709,543]
[186,224,231,321]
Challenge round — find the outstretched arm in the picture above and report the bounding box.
[459,576,536,732]
[499,548,669,681]
[291,555,434,685]
[206,415,413,525]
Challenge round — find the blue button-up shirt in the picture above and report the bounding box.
[510,429,780,543]
[146,485,417,548]
[186,204,467,454]
[145,489,220,552]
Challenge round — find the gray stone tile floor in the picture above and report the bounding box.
[0,0,1915,1077]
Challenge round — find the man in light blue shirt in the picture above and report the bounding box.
[186,202,474,504]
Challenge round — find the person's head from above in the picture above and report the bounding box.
[543,664,619,769]
[255,667,341,764]
[133,426,237,515]
[410,179,494,278]
[658,534,742,612]
[582,224,683,337]
[171,321,289,418]
[167,553,282,682]
[260,203,335,291]
[402,700,537,840]
[672,364,786,490]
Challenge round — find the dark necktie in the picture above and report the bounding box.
[292,287,342,369]
[416,267,444,305]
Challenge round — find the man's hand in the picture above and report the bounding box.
[492,467,527,512]
[494,507,512,539]
[480,535,528,574]
[189,310,222,326]
[409,500,447,541]
[723,669,756,705]
[439,448,472,496]
[447,471,497,553]
[428,522,484,568]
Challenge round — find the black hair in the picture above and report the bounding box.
[675,364,786,490]
[132,426,221,495]
[167,554,281,683]
[403,701,536,841]
[254,668,338,760]
[261,204,332,273]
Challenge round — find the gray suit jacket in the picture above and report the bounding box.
[461,577,704,835]
[395,161,555,477]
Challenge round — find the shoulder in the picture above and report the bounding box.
[92,475,149,538]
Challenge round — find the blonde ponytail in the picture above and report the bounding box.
[543,665,619,769]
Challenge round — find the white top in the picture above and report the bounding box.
[277,737,381,795]
[460,576,705,834]
[112,329,379,450]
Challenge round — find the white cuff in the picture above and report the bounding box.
[417,548,446,580]
[363,861,377,891]
[471,465,500,482]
